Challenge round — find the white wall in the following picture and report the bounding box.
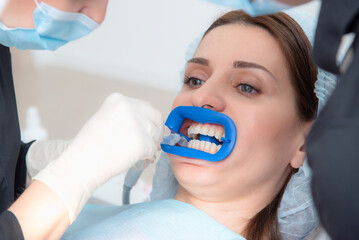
[30,0,320,92]
[31,0,230,92]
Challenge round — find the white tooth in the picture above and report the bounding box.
[208,128,215,137]
[188,126,195,136]
[194,124,201,134]
[188,140,193,148]
[188,126,196,138]
[200,141,206,150]
[217,145,222,151]
[215,129,224,141]
[205,142,211,152]
[200,125,209,135]
[210,143,217,154]
[194,140,200,149]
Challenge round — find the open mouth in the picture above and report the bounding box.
[180,119,224,154]
[161,106,236,162]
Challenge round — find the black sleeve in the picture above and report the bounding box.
[0,211,24,240]
[307,1,359,239]
[14,141,35,201]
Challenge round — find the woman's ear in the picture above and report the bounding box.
[290,121,314,169]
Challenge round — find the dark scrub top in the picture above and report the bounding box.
[307,0,359,239]
[0,211,23,240]
[0,44,32,239]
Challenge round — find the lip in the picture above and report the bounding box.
[171,154,216,167]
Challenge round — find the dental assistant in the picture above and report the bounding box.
[0,0,164,239]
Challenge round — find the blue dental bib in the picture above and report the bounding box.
[161,106,237,162]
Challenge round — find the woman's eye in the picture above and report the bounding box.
[184,77,205,87]
[238,83,257,94]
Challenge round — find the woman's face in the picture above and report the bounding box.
[170,24,309,202]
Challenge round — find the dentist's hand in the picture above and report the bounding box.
[26,139,72,180]
[33,93,164,222]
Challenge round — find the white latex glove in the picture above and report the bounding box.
[26,139,72,178]
[33,93,164,222]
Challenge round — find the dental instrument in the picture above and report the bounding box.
[161,132,188,147]
[122,167,143,205]
[123,159,154,205]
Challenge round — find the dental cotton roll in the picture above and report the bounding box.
[162,132,188,147]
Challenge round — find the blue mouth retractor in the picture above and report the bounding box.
[161,106,237,162]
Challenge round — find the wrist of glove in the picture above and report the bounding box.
[26,139,72,178]
[33,93,164,223]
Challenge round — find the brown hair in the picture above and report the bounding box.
[204,10,318,122]
[203,10,318,239]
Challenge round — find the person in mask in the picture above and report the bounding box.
[0,0,107,50]
[0,1,164,239]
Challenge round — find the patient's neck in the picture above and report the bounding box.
[174,185,275,235]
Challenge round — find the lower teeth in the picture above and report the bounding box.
[188,140,222,154]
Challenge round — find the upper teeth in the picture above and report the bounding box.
[188,123,225,142]
[186,123,225,154]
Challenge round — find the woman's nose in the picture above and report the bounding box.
[191,78,226,112]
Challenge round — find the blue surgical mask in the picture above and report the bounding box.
[0,0,99,50]
[205,0,291,16]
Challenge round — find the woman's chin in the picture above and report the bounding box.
[171,156,219,186]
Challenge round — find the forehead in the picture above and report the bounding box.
[194,24,288,78]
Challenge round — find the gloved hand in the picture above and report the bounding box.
[26,139,72,178]
[33,93,164,222]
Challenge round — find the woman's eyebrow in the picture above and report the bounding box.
[187,57,209,66]
[233,61,276,80]
[187,58,276,80]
